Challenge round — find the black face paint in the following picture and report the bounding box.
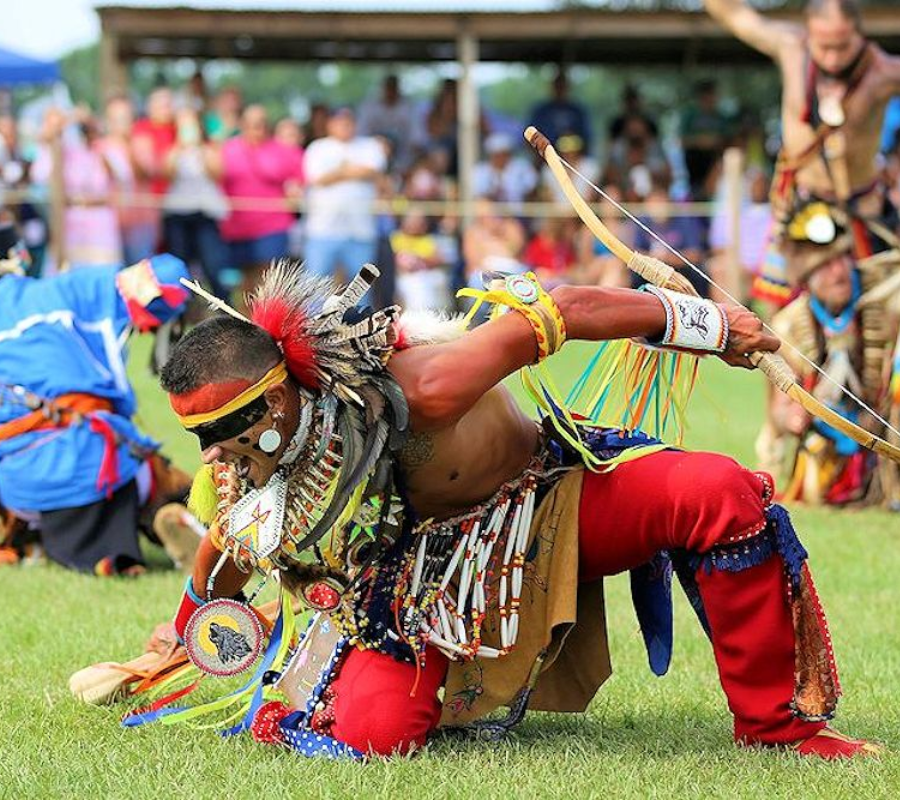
[191,395,269,451]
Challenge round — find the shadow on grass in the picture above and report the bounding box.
[433,706,729,759]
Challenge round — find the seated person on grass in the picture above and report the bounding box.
[0,238,201,575]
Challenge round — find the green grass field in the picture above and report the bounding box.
[2,337,899,799]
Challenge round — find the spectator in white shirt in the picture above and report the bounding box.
[303,107,387,281]
[472,133,538,208]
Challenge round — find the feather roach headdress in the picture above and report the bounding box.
[181,261,410,574]
[248,261,401,404]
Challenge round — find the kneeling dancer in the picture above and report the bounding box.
[113,249,881,761]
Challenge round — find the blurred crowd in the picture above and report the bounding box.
[1,69,876,310]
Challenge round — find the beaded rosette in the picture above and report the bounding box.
[183,598,265,677]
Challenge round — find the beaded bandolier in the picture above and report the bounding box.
[337,467,546,663]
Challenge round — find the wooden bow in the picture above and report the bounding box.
[524,126,900,464]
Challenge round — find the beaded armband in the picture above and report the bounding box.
[641,285,729,353]
[459,272,567,362]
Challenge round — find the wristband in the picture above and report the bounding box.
[641,285,729,353]
[173,577,206,643]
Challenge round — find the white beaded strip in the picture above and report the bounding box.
[641,285,729,353]
[408,477,537,661]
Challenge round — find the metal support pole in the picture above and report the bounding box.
[723,146,744,302]
[457,27,480,227]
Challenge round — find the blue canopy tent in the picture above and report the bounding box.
[0,46,59,86]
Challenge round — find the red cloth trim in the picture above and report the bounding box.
[393,322,409,351]
[124,298,163,333]
[173,585,204,641]
[577,450,769,580]
[697,557,825,745]
[159,283,189,307]
[88,414,120,499]
[169,379,253,417]
[801,56,815,125]
[310,686,338,734]
[251,701,292,744]
[850,218,874,259]
[794,729,876,759]
[825,452,867,505]
[575,450,826,744]
[130,678,204,720]
[328,646,448,756]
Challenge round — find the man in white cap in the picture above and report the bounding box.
[472,133,538,207]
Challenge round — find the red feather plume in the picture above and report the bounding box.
[250,292,320,390]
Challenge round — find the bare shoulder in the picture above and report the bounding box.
[869,44,900,96]
[387,314,537,433]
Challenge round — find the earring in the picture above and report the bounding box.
[258,410,283,455]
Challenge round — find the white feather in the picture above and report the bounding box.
[250,259,336,323]
[396,309,468,347]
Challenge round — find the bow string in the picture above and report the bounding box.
[524,126,900,464]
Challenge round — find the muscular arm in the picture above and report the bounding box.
[392,287,666,431]
[389,308,541,431]
[704,0,800,60]
[392,284,780,431]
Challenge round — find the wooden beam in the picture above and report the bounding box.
[99,29,128,101]
[95,5,900,67]
[97,6,900,41]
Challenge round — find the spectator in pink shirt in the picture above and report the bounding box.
[131,87,177,253]
[220,104,304,293]
[32,109,122,270]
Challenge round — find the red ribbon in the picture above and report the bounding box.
[124,298,162,334]
[88,414,120,499]
[125,678,204,722]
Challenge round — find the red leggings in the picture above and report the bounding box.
[328,451,825,755]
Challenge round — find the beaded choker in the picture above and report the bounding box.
[809,269,861,336]
[212,399,346,573]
